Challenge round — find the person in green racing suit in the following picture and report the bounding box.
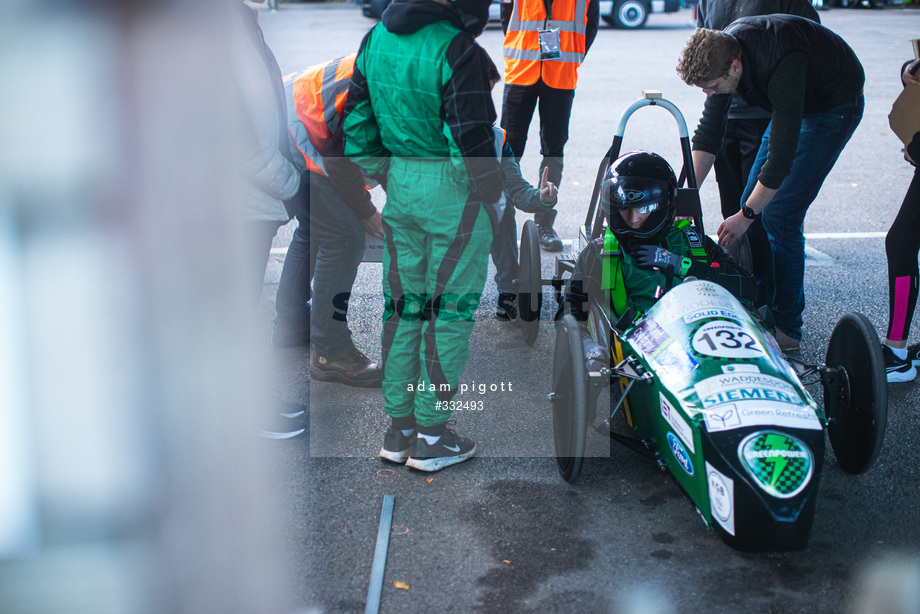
[343,0,501,472]
[561,151,756,326]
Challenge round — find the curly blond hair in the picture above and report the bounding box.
[676,29,741,86]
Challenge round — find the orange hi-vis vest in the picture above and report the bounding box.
[502,0,589,90]
[284,53,356,177]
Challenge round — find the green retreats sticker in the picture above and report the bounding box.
[738,431,813,499]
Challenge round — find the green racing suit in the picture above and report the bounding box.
[343,0,502,427]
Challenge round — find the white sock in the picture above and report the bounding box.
[401,429,416,437]
[419,433,441,445]
[887,345,908,360]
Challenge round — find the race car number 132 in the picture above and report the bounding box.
[691,320,764,360]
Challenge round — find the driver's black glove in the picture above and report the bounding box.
[634,245,691,276]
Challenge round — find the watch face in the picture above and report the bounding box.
[742,206,756,219]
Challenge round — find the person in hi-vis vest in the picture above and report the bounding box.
[500,0,598,252]
[275,53,385,388]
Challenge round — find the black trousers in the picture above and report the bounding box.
[714,116,771,303]
[886,165,920,342]
[501,81,575,228]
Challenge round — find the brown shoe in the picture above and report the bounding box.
[771,328,801,353]
[310,348,383,388]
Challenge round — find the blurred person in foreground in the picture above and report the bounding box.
[344,0,501,471]
[236,0,307,439]
[677,17,864,351]
[275,53,385,388]
[236,0,302,301]
[881,58,920,383]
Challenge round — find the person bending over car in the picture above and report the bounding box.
[560,151,756,324]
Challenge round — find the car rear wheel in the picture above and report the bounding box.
[518,220,543,346]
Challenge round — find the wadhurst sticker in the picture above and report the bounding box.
[706,462,735,536]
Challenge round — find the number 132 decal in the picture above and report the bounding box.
[691,320,764,359]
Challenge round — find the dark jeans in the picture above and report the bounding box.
[501,81,575,229]
[715,117,771,298]
[489,196,519,294]
[741,96,864,340]
[275,171,365,356]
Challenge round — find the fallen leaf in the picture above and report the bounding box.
[394,581,410,590]
[426,478,434,483]
[432,499,438,503]
[502,560,511,565]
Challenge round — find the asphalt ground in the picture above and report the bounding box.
[253,4,920,613]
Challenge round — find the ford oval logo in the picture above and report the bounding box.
[667,432,694,476]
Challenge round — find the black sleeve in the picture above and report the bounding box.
[686,235,757,304]
[322,133,376,220]
[691,93,731,155]
[443,38,503,204]
[342,30,390,189]
[759,52,807,189]
[501,0,513,35]
[585,0,599,53]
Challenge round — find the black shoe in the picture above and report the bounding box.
[272,321,310,348]
[405,422,476,472]
[379,425,416,464]
[311,347,384,387]
[496,293,518,321]
[259,406,307,440]
[883,344,917,383]
[908,343,920,368]
[538,225,563,252]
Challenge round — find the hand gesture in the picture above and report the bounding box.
[539,167,558,205]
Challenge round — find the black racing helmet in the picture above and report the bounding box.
[602,151,678,249]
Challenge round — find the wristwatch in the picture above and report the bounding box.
[741,204,760,220]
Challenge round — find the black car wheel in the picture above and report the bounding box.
[552,314,590,482]
[518,220,543,346]
[824,312,887,474]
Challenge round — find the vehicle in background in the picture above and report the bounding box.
[599,0,681,28]
[362,0,682,29]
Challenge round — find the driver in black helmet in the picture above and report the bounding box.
[561,151,756,320]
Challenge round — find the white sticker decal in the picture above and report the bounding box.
[706,462,735,536]
[651,341,699,385]
[691,319,765,360]
[721,364,760,374]
[702,404,743,432]
[660,393,694,454]
[695,373,799,406]
[702,401,822,432]
[631,317,669,356]
[683,307,742,325]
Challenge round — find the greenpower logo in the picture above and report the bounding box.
[738,431,813,499]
